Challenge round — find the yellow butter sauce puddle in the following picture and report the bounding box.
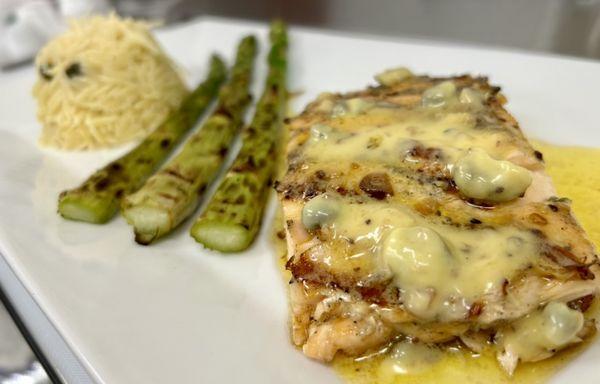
[532,141,600,246]
[333,337,597,384]
[272,141,600,384]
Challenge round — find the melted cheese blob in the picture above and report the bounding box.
[452,148,532,202]
[497,302,584,362]
[331,97,376,117]
[302,194,341,230]
[459,88,484,109]
[382,227,455,317]
[379,341,443,378]
[422,81,457,108]
[544,302,585,346]
[345,98,374,115]
[375,67,414,86]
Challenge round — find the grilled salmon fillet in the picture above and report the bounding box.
[275,69,600,374]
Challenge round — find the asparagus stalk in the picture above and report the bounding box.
[121,36,258,244]
[57,55,227,224]
[190,21,288,252]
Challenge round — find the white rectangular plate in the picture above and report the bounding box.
[0,16,599,384]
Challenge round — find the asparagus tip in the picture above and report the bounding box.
[209,54,226,69]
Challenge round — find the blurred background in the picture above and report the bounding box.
[2,0,600,69]
[160,0,600,59]
[0,0,599,382]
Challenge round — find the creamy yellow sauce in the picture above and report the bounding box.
[296,89,552,326]
[331,141,600,384]
[533,141,600,247]
[304,111,518,168]
[303,198,540,322]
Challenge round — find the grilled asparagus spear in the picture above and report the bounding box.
[57,55,226,224]
[122,36,257,244]
[190,21,288,252]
